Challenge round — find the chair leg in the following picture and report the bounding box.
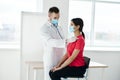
[78,77,86,80]
[62,78,68,80]
[85,69,89,80]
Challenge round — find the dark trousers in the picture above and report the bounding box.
[49,66,86,80]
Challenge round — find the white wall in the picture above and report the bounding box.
[0,49,20,80]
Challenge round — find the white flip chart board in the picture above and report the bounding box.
[21,12,47,61]
[21,12,47,80]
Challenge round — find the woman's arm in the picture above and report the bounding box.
[51,52,68,71]
[53,38,84,71]
[55,52,68,67]
[57,49,80,70]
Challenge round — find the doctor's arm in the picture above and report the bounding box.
[48,38,65,48]
[40,30,65,48]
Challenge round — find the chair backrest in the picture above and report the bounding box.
[84,56,90,69]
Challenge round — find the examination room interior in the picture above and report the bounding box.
[0,0,120,80]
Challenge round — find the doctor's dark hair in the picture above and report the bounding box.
[48,6,59,13]
[71,18,85,39]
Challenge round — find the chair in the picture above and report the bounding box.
[63,56,90,80]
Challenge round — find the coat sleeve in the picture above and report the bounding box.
[40,24,65,48]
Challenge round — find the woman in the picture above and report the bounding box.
[49,18,86,80]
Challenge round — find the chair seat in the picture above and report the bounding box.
[69,75,84,78]
[63,74,84,78]
[62,56,90,80]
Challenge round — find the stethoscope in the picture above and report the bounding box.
[56,27,63,39]
[51,24,63,39]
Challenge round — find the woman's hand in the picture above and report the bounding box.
[51,66,57,71]
[52,67,62,72]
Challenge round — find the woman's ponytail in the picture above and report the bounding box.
[82,31,85,39]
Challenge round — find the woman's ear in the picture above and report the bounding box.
[77,25,80,30]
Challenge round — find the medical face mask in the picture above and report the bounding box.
[67,26,75,39]
[67,26,77,43]
[69,26,75,33]
[51,19,58,27]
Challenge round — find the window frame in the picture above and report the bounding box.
[69,0,120,50]
[0,0,43,49]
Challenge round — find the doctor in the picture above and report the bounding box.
[40,7,65,80]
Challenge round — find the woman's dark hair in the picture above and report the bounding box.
[48,6,59,13]
[71,18,85,39]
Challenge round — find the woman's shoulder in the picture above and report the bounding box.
[77,35,84,41]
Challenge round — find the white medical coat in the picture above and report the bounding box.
[40,21,65,68]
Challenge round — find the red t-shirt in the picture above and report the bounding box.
[67,35,85,67]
